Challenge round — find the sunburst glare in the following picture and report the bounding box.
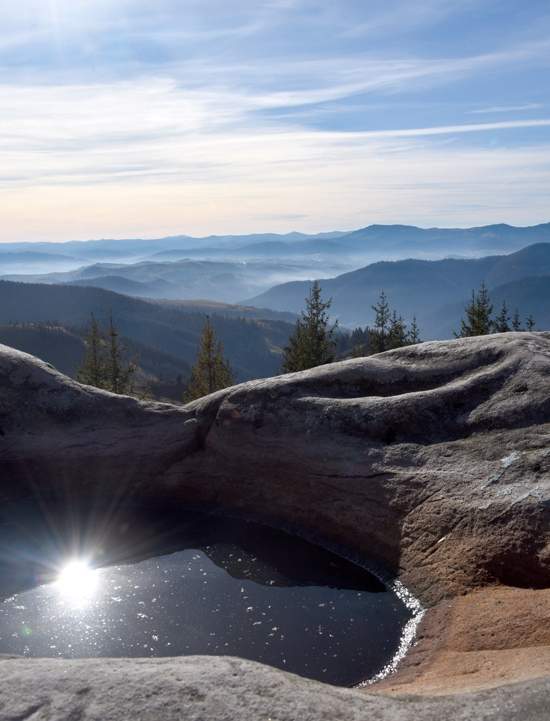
[55,560,99,609]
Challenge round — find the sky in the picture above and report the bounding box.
[1,0,550,242]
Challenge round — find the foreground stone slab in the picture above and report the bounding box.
[1,656,550,721]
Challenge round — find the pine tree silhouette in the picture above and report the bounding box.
[282,281,337,372]
[184,317,234,401]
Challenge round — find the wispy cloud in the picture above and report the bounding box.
[1,75,549,241]
[339,0,470,38]
[0,0,549,240]
[352,118,550,139]
[469,103,544,114]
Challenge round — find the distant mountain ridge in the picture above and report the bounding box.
[0,230,347,259]
[1,223,549,261]
[0,256,329,303]
[246,243,550,336]
[0,252,76,264]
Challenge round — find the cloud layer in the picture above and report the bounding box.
[1,0,549,240]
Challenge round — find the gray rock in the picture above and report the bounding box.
[0,655,549,721]
[2,333,549,603]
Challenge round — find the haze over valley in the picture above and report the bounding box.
[2,221,550,400]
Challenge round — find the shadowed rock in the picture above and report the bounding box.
[1,333,550,604]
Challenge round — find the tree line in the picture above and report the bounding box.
[455,282,535,337]
[77,314,136,394]
[78,280,536,401]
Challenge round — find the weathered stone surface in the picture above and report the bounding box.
[1,334,550,718]
[1,655,550,721]
[377,586,550,696]
[2,333,548,603]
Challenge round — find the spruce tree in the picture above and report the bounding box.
[349,327,369,357]
[526,314,536,331]
[493,301,511,333]
[456,282,493,337]
[370,290,392,353]
[77,314,106,388]
[407,316,421,344]
[281,281,337,372]
[184,317,234,401]
[77,313,135,395]
[106,314,135,395]
[511,309,522,331]
[387,311,407,349]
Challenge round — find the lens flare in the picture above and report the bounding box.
[55,560,99,609]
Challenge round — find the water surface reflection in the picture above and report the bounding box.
[0,504,412,685]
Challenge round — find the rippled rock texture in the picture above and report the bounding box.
[1,333,549,604]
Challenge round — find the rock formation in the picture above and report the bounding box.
[1,332,550,719]
[2,332,549,602]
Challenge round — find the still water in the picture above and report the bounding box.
[0,505,412,686]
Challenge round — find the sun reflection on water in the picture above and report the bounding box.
[55,560,99,609]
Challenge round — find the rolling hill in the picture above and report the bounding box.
[0,323,189,400]
[1,258,320,303]
[331,222,550,256]
[246,243,550,336]
[0,281,293,383]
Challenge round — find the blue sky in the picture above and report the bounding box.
[1,0,549,241]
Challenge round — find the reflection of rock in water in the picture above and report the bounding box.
[197,518,385,592]
[0,501,385,597]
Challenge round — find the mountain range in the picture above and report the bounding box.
[2,223,550,268]
[247,243,550,337]
[1,258,331,303]
[2,229,550,391]
[4,223,550,305]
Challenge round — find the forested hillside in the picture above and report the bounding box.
[247,244,550,335]
[0,282,292,384]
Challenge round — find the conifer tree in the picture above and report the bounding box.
[77,313,135,395]
[77,314,105,388]
[526,314,536,331]
[184,317,234,401]
[456,282,493,337]
[370,290,392,353]
[349,327,369,357]
[407,316,421,344]
[511,309,522,331]
[106,314,136,395]
[281,281,337,372]
[387,311,407,349]
[340,293,421,358]
[493,301,511,333]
